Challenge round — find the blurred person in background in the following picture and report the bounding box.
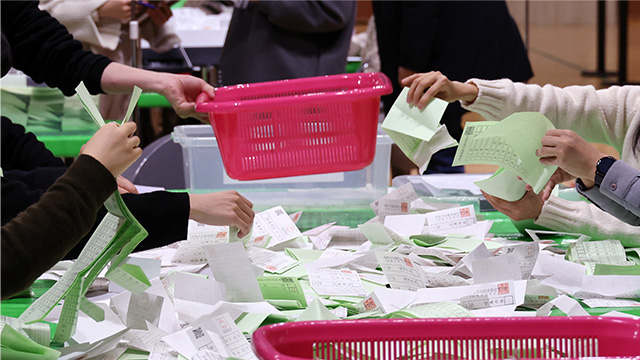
[218,0,356,86]
[373,1,533,176]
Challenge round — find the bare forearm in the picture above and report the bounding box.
[100,62,169,95]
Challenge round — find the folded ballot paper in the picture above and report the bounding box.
[453,112,558,201]
[18,83,146,347]
[382,87,458,173]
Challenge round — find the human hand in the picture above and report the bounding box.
[146,1,173,26]
[81,122,142,177]
[189,191,255,238]
[481,189,544,222]
[400,71,479,109]
[536,129,606,182]
[97,0,132,23]
[117,176,139,194]
[159,74,216,122]
[539,168,574,201]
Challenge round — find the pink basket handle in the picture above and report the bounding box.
[196,92,213,104]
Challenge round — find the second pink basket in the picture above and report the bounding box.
[195,72,392,180]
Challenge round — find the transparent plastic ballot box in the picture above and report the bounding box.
[172,125,393,211]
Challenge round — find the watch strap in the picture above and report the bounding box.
[594,156,617,188]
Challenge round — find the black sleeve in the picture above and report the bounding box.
[63,191,191,259]
[1,117,68,226]
[0,1,111,95]
[1,117,65,171]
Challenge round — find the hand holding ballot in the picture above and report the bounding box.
[537,129,608,188]
[81,121,142,178]
[398,71,640,241]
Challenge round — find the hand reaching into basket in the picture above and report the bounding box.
[100,63,216,122]
[188,191,255,238]
[400,71,479,109]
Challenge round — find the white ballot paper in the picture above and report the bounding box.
[308,268,368,297]
[425,205,476,234]
[382,87,457,173]
[370,182,419,215]
[253,206,301,248]
[245,247,298,274]
[376,252,427,291]
[204,242,263,302]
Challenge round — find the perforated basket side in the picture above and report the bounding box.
[210,95,381,180]
[252,318,640,360]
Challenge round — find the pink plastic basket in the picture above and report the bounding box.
[195,73,392,180]
[252,317,640,360]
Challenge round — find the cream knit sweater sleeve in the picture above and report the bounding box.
[461,79,640,158]
[460,78,640,242]
[39,0,121,51]
[538,196,639,245]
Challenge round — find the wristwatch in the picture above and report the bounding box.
[594,156,617,188]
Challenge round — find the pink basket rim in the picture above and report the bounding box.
[195,72,392,113]
[252,317,640,360]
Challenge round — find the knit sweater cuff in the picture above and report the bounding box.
[534,196,583,232]
[461,78,515,121]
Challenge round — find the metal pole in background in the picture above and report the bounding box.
[130,0,140,124]
[617,0,628,84]
[583,0,617,78]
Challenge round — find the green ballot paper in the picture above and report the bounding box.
[382,87,458,173]
[257,276,307,309]
[453,112,558,198]
[19,84,148,344]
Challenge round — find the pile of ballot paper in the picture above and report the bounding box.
[3,182,640,359]
[2,84,639,359]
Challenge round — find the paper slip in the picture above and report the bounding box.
[173,273,226,305]
[21,193,147,345]
[394,245,461,266]
[358,222,394,245]
[472,252,522,284]
[357,288,417,314]
[257,277,307,308]
[533,253,586,295]
[124,322,168,352]
[459,281,519,310]
[579,275,640,298]
[375,252,427,291]
[289,210,303,224]
[422,271,468,288]
[307,268,368,297]
[0,316,50,347]
[567,239,628,265]
[126,292,164,330]
[523,279,557,309]
[452,113,557,194]
[370,182,419,215]
[252,206,301,248]
[536,294,589,316]
[425,205,476,234]
[205,313,257,360]
[384,214,428,237]
[381,87,457,173]
[245,247,298,274]
[525,229,591,242]
[162,325,227,359]
[474,167,526,201]
[412,280,526,309]
[302,222,336,237]
[502,242,540,280]
[392,302,473,318]
[582,298,640,308]
[204,242,264,302]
